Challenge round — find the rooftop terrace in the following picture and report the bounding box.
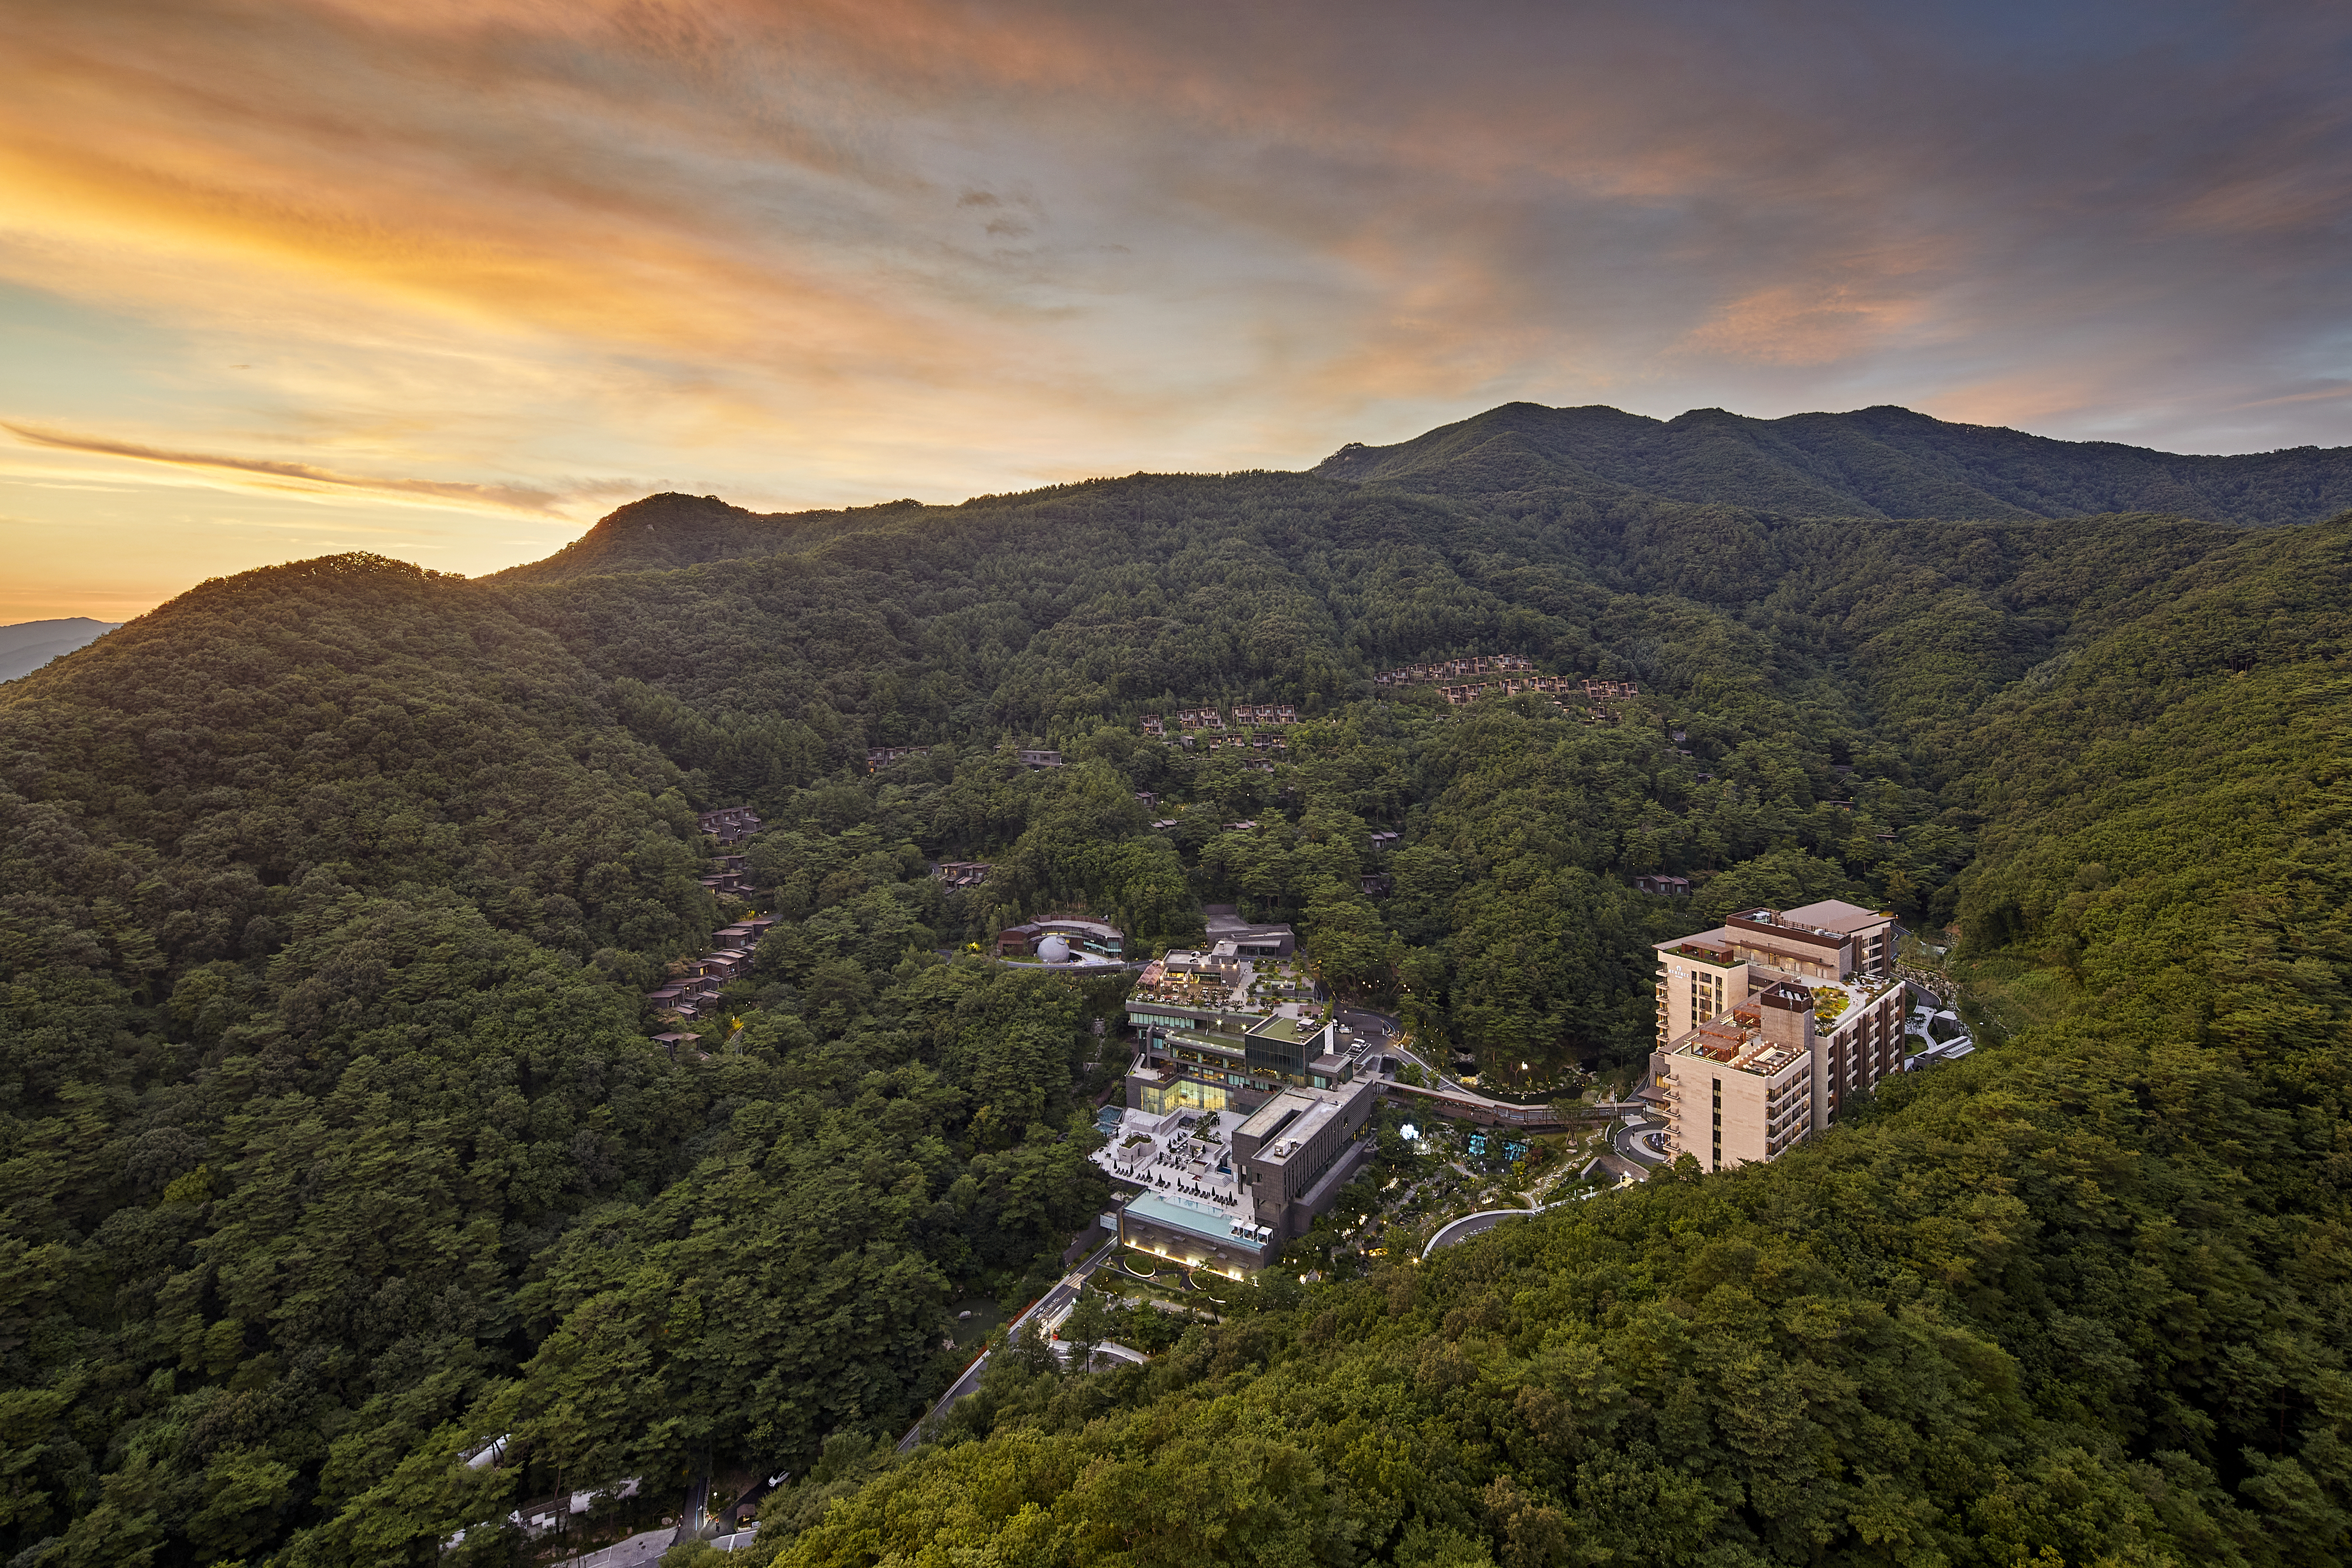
[1669,1020,1806,1078]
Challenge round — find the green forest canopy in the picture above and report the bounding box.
[1,426,2347,1565]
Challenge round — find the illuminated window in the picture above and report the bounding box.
[1140,1079,1229,1116]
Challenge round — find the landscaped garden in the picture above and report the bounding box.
[1187,1269,1240,1303]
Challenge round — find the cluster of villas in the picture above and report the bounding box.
[1641,900,1911,1171]
[696,805,761,847]
[1434,676,1644,724]
[1367,657,1643,717]
[645,915,779,1052]
[1374,654,1535,686]
[1429,673,1618,704]
[1142,704,1300,738]
[694,804,758,907]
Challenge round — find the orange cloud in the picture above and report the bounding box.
[1678,282,1939,367]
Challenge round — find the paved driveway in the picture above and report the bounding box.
[896,1236,1120,1453]
[1422,1208,1534,1258]
[553,1527,677,1568]
[1610,1115,1669,1166]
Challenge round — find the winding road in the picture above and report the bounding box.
[895,1234,1121,1454]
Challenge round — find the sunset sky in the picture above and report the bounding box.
[3,0,2348,621]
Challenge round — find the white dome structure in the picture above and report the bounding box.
[1036,934,1073,963]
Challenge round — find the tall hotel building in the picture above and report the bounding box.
[1649,901,1907,1171]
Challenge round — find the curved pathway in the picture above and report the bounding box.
[1366,1023,1641,1127]
[1421,1206,1539,1259]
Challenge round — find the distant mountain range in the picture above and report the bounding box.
[1310,402,2352,523]
[0,617,119,681]
[497,402,2352,586]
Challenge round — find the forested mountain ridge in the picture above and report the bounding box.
[497,401,2352,590]
[1315,401,2352,526]
[2,432,2348,1564]
[498,493,927,585]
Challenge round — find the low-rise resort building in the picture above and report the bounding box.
[995,916,1124,960]
[1098,916,1395,1272]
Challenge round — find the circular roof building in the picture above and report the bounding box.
[1036,933,1073,964]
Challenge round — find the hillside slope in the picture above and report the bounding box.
[761,515,2352,1568]
[1314,402,2352,525]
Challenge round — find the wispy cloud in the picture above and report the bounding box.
[1,423,634,517]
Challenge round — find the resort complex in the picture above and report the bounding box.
[1093,906,1398,1273]
[679,798,1916,1275]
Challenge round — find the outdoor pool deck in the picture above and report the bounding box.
[1124,1190,1264,1249]
[1095,1107,1247,1212]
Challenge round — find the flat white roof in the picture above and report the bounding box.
[1237,1090,1315,1140]
[1253,1098,1339,1164]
